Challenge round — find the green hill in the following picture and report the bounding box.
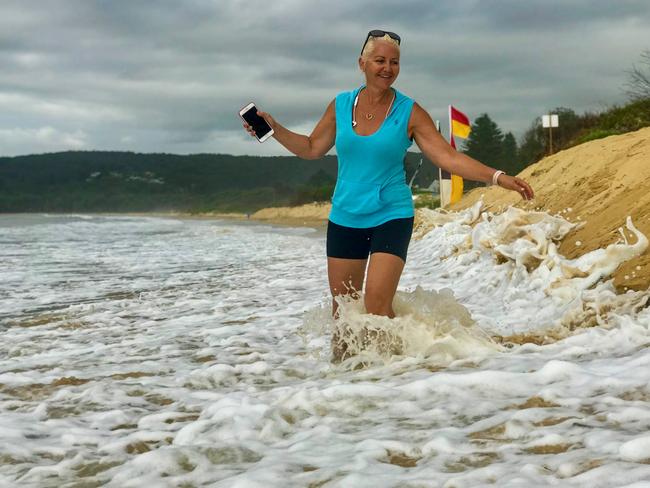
[0,151,437,213]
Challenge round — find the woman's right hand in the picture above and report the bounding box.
[497,174,535,201]
[242,111,277,139]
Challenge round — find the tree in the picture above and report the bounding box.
[517,119,546,167]
[518,107,583,167]
[500,132,519,174]
[550,107,581,149]
[625,49,650,101]
[464,114,504,164]
[462,114,504,190]
[307,168,335,186]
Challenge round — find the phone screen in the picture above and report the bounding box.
[241,106,272,139]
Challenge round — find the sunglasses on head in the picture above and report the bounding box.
[360,30,401,55]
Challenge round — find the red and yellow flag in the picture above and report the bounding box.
[442,105,471,205]
[449,135,464,204]
[450,106,471,139]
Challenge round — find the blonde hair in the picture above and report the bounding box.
[360,34,400,61]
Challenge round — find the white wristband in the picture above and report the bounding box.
[492,170,505,186]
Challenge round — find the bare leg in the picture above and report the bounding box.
[327,257,366,362]
[327,257,367,317]
[364,252,406,318]
[358,252,407,355]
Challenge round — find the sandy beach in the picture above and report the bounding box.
[248,202,331,228]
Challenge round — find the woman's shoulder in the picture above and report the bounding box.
[393,88,414,104]
[334,87,363,114]
[392,89,415,115]
[335,86,362,100]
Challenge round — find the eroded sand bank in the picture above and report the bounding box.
[449,127,650,291]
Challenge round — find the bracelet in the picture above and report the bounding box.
[491,170,505,186]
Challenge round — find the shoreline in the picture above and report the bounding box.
[0,209,328,230]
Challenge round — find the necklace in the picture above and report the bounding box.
[352,89,395,127]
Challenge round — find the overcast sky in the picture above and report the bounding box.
[1,0,648,157]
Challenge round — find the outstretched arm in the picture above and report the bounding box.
[409,103,534,200]
[243,100,336,160]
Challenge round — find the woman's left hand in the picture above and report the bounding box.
[497,174,535,200]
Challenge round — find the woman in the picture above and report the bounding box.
[243,30,534,322]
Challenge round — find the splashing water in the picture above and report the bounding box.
[301,287,500,370]
[1,207,650,487]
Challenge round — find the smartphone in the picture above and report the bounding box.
[239,102,274,143]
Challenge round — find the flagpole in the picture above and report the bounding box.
[446,105,470,205]
[448,105,452,147]
[448,105,452,207]
[437,115,446,207]
[444,105,453,207]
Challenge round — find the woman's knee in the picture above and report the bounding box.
[364,289,394,316]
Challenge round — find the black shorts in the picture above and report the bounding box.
[326,217,414,262]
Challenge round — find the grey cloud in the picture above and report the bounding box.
[476,0,650,30]
[0,0,648,156]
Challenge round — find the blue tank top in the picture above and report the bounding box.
[330,85,415,228]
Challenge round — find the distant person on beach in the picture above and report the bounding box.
[242,30,533,327]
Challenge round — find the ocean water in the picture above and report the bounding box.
[1,210,649,488]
